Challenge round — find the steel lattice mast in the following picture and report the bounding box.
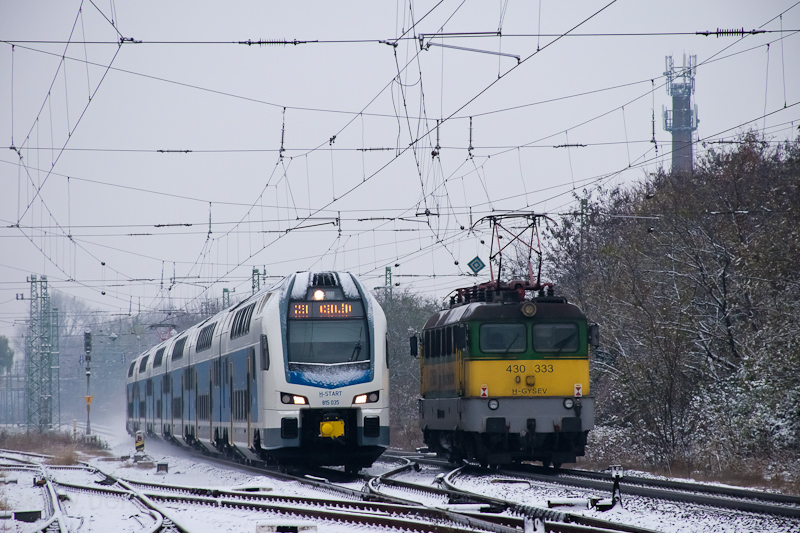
[25,275,57,431]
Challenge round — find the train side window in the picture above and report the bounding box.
[128,361,136,377]
[479,323,526,353]
[454,326,467,350]
[260,335,270,370]
[445,327,453,355]
[171,336,187,361]
[424,332,431,360]
[197,323,216,352]
[138,355,150,373]
[532,323,579,353]
[164,373,171,393]
[154,347,165,368]
[434,329,441,358]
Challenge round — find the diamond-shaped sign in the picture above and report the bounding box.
[467,256,486,274]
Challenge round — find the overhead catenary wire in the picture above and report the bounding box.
[7,2,800,322]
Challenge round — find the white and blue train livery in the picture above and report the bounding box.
[125,271,389,470]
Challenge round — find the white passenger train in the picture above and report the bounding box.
[125,271,389,470]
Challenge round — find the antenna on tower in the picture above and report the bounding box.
[663,54,699,174]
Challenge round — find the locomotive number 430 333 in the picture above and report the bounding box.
[506,364,554,373]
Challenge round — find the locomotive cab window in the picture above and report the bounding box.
[479,323,526,353]
[288,321,369,364]
[532,323,580,353]
[287,299,370,365]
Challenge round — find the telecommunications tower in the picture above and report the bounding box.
[663,54,699,174]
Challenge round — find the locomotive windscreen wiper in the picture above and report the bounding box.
[349,326,363,361]
[554,331,578,356]
[503,333,521,354]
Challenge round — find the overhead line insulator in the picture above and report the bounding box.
[696,28,766,37]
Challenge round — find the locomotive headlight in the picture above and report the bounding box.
[520,302,537,317]
[313,289,326,300]
[281,393,308,405]
[354,391,380,404]
[563,398,575,409]
[488,399,500,410]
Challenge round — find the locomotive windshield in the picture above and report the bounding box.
[288,320,370,365]
[479,323,527,353]
[532,323,579,353]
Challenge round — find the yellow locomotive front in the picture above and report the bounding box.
[415,290,598,467]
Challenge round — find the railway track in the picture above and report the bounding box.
[51,461,520,533]
[383,449,800,519]
[0,459,68,532]
[172,443,660,532]
[366,459,658,533]
[501,463,800,518]
[6,440,798,532]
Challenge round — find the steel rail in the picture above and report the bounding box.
[491,466,800,519]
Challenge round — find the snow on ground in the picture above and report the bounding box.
[449,473,800,533]
[3,420,800,532]
[59,487,157,533]
[0,469,46,514]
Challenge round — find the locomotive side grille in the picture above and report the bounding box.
[363,416,380,437]
[311,272,339,287]
[281,417,298,439]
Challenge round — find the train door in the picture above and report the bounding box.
[246,355,252,448]
[454,325,467,396]
[208,370,213,444]
[139,381,146,432]
[155,377,162,436]
[194,367,199,441]
[132,382,140,431]
[164,372,171,437]
[228,360,234,447]
[211,357,220,445]
[180,373,185,441]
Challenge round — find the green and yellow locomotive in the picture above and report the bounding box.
[413,282,598,467]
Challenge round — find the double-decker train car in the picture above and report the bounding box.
[126,271,389,470]
[412,282,599,468]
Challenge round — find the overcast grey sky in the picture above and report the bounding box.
[2,1,798,340]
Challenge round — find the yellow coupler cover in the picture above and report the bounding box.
[319,419,345,438]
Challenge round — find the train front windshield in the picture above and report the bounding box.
[287,299,370,366]
[288,320,370,364]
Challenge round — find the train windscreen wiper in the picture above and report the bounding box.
[349,327,364,361]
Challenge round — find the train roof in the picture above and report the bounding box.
[424,298,587,329]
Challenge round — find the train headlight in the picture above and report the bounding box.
[354,391,380,404]
[281,393,308,405]
[488,399,500,410]
[313,290,326,300]
[563,398,575,409]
